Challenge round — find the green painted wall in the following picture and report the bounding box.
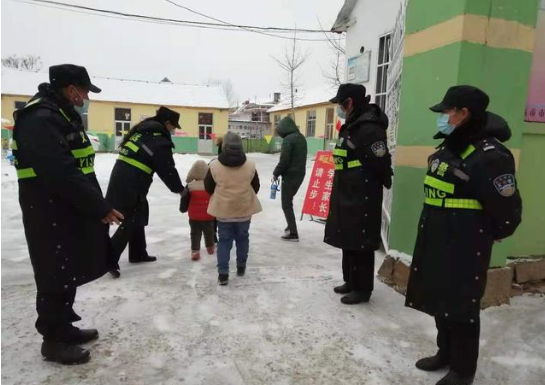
[1,128,11,140]
[511,133,545,256]
[172,137,198,154]
[406,0,539,34]
[389,0,541,266]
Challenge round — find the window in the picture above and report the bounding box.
[114,108,131,137]
[274,115,280,131]
[306,110,316,138]
[375,33,391,110]
[15,101,26,110]
[198,113,213,140]
[325,108,335,140]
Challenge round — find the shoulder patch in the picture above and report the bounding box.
[371,141,386,157]
[493,174,516,197]
[430,158,440,173]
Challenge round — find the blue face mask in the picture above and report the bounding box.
[74,99,89,117]
[436,113,456,135]
[336,104,346,120]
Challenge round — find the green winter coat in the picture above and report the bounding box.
[273,117,308,178]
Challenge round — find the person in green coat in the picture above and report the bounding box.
[273,116,308,242]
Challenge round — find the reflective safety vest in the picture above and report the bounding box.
[423,143,483,210]
[332,136,363,171]
[116,132,159,175]
[13,98,96,180]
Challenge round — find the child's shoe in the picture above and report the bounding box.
[218,274,229,285]
[191,250,200,261]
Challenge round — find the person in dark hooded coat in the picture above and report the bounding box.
[12,64,123,365]
[273,116,308,241]
[325,84,393,305]
[406,86,522,385]
[106,107,184,277]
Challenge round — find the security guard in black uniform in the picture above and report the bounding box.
[107,107,184,278]
[406,86,522,385]
[325,84,393,304]
[13,64,123,364]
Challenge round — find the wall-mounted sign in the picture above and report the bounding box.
[347,51,371,84]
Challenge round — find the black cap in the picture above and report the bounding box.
[49,64,101,93]
[156,106,181,129]
[430,85,489,114]
[329,83,368,104]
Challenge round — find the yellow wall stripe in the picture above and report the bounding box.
[404,14,535,57]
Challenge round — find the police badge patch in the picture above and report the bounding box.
[371,141,386,157]
[430,158,440,173]
[493,174,516,197]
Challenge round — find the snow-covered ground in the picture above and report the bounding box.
[2,154,544,385]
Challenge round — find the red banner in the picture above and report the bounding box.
[302,150,335,218]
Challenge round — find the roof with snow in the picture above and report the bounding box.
[1,68,230,109]
[331,0,358,32]
[267,86,337,113]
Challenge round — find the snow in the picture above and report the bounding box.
[267,86,337,113]
[1,68,230,109]
[2,154,545,385]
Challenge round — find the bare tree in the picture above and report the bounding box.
[207,78,237,107]
[317,19,345,88]
[272,30,310,114]
[1,55,43,71]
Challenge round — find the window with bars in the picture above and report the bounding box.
[306,110,316,138]
[375,33,392,111]
[114,108,131,137]
[325,108,335,140]
[198,113,213,140]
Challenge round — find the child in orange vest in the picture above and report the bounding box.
[180,160,215,260]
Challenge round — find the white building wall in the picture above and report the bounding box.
[344,0,402,102]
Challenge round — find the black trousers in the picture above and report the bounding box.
[435,315,480,377]
[111,222,149,268]
[189,220,215,251]
[281,176,304,235]
[342,249,375,293]
[36,288,80,341]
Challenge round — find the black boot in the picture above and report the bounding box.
[41,341,91,365]
[237,267,246,277]
[416,353,450,371]
[109,269,121,279]
[281,233,299,242]
[340,291,370,304]
[333,283,352,294]
[129,255,157,263]
[218,274,229,285]
[65,326,99,345]
[436,371,474,385]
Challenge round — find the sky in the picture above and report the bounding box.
[1,0,346,104]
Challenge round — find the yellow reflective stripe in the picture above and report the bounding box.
[424,175,455,194]
[460,144,476,160]
[81,166,95,175]
[424,197,443,207]
[59,108,71,122]
[445,199,482,210]
[118,155,152,174]
[333,149,347,157]
[125,142,139,152]
[10,140,18,150]
[335,164,344,170]
[347,160,362,168]
[153,133,162,136]
[71,146,95,159]
[17,168,37,179]
[425,198,483,210]
[23,98,41,109]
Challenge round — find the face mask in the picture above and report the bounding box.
[336,104,346,120]
[436,113,456,135]
[74,98,89,117]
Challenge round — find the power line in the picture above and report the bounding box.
[9,0,344,42]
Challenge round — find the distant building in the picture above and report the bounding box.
[267,87,340,140]
[1,68,230,153]
[228,93,280,138]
